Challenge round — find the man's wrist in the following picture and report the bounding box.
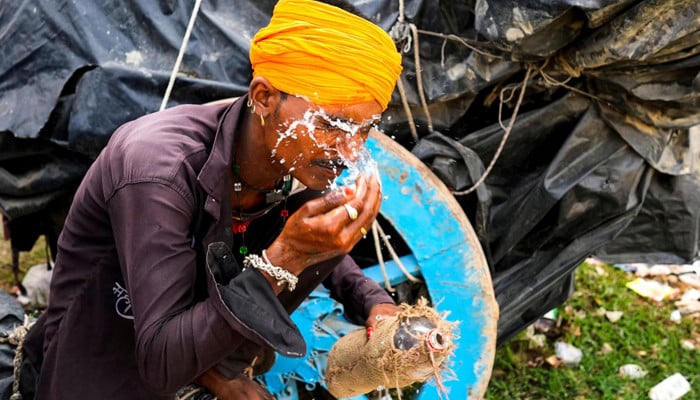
[243,252,298,292]
[265,242,304,275]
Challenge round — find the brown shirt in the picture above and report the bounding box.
[24,98,393,399]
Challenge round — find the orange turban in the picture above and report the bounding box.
[250,0,402,110]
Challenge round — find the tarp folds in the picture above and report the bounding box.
[0,0,269,144]
[394,0,700,341]
[0,134,88,220]
[66,65,244,158]
[1,0,699,344]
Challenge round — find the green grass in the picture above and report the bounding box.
[485,261,699,400]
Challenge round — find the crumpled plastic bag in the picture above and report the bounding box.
[675,288,700,315]
[17,263,53,308]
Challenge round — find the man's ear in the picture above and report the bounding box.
[248,76,281,118]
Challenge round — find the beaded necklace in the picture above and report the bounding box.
[231,163,291,255]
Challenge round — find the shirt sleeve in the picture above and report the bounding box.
[107,181,303,394]
[323,255,395,325]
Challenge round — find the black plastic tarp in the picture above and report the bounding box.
[1,0,699,344]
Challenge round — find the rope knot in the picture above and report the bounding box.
[0,318,31,347]
[6,325,29,347]
[389,20,413,53]
[0,316,36,400]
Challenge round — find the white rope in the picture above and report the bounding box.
[417,29,504,59]
[392,0,413,138]
[372,221,396,292]
[391,0,433,135]
[371,219,423,292]
[160,0,203,111]
[452,66,533,196]
[374,221,421,283]
[0,316,34,400]
[396,78,419,142]
[409,23,433,133]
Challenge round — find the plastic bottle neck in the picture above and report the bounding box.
[425,328,447,351]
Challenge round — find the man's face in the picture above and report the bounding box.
[265,94,382,190]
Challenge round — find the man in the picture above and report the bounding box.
[21,0,403,399]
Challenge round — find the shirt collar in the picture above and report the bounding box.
[197,97,245,200]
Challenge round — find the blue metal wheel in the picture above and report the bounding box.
[261,131,498,399]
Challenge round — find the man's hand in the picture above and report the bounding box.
[365,302,401,339]
[266,174,381,280]
[195,368,274,400]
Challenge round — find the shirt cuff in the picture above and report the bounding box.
[205,242,306,358]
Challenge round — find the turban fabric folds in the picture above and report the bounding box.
[250,0,403,110]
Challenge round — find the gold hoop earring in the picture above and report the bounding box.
[246,98,253,108]
[259,113,265,127]
[250,104,256,114]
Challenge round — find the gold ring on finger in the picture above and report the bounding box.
[343,204,359,221]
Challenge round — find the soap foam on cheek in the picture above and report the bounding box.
[274,105,379,189]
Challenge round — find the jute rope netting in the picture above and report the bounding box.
[325,298,457,400]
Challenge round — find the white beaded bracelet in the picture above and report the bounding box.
[243,250,298,292]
